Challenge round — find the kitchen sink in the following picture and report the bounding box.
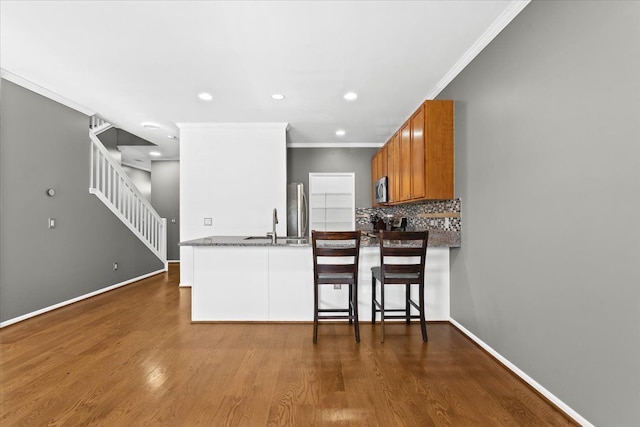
[281,238,308,245]
[243,236,309,245]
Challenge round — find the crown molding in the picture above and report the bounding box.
[176,122,289,131]
[1,68,95,116]
[426,0,531,99]
[287,142,383,148]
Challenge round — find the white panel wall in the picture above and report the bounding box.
[177,123,288,286]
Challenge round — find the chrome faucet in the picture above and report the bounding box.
[266,208,278,244]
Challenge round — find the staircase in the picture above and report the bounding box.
[89,116,167,269]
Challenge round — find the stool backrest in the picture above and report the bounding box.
[311,231,361,285]
[377,231,428,284]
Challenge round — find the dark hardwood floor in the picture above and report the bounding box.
[0,264,576,426]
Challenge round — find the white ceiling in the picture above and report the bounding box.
[1,0,528,165]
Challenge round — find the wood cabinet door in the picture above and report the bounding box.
[424,100,454,199]
[400,122,412,200]
[411,106,426,199]
[371,154,378,205]
[386,140,395,203]
[381,144,388,178]
[391,132,401,203]
[376,149,384,181]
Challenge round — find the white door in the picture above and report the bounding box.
[308,173,355,232]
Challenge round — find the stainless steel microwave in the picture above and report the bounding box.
[374,176,388,204]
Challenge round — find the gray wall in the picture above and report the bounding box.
[287,147,378,208]
[439,1,640,425]
[96,127,121,165]
[121,165,151,202]
[151,160,180,261]
[0,79,164,323]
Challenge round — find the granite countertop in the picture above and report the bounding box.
[180,230,460,248]
[179,235,310,247]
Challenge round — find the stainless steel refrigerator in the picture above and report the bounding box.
[287,183,308,237]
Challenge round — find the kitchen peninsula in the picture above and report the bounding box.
[180,234,456,322]
[177,122,458,324]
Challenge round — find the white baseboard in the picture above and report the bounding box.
[179,282,192,288]
[168,260,180,263]
[449,318,592,427]
[0,269,165,328]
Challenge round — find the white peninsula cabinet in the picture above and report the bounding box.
[189,241,450,322]
[192,247,270,321]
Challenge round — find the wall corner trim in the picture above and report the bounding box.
[0,269,166,328]
[425,0,531,100]
[1,68,96,116]
[449,318,593,427]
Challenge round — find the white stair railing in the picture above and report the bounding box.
[89,129,167,269]
[89,115,113,135]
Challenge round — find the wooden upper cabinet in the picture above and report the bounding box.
[423,100,454,199]
[399,122,412,200]
[371,100,453,204]
[371,154,378,206]
[410,106,426,200]
[386,139,394,203]
[380,144,388,178]
[391,132,401,203]
[371,144,390,206]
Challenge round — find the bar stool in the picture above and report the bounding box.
[371,230,429,342]
[311,230,361,343]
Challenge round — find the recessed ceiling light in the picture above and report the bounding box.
[344,92,358,101]
[141,122,160,129]
[168,135,178,139]
[271,94,285,100]
[198,92,213,101]
[336,129,346,136]
[149,151,161,157]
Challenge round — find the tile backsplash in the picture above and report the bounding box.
[356,199,461,233]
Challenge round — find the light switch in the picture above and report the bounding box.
[171,218,176,224]
[48,218,55,229]
[204,218,212,226]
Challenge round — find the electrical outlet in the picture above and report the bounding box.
[444,218,451,229]
[333,284,342,290]
[204,218,212,226]
[113,262,118,271]
[48,218,55,229]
